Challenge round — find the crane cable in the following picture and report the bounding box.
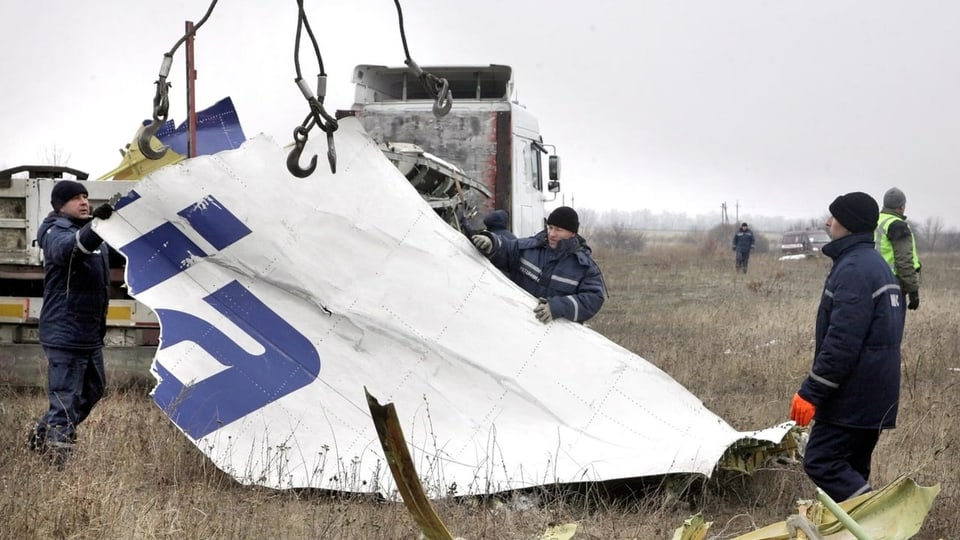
[135,0,448,177]
[138,0,220,160]
[393,0,452,117]
[287,0,339,177]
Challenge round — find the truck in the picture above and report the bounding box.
[779,229,830,257]
[0,63,561,386]
[346,64,561,237]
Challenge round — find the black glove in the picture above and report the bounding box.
[77,222,104,252]
[907,291,920,310]
[92,203,113,220]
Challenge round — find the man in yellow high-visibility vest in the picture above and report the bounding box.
[875,187,921,310]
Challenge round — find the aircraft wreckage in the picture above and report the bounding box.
[94,117,794,494]
[91,118,938,538]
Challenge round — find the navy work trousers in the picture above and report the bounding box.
[735,250,751,273]
[35,346,106,445]
[803,421,881,501]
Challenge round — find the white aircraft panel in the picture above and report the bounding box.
[94,118,790,495]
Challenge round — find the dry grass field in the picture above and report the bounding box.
[0,243,956,539]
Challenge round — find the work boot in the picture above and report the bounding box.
[27,427,45,454]
[45,440,75,470]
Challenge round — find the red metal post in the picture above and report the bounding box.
[185,21,198,158]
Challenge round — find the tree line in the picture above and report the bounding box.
[576,209,958,252]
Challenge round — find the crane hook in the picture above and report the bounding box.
[138,70,172,160]
[137,118,169,160]
[287,126,317,178]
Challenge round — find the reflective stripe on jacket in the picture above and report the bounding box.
[487,231,606,323]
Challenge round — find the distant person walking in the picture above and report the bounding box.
[790,192,904,502]
[482,209,516,241]
[731,222,755,273]
[876,187,921,311]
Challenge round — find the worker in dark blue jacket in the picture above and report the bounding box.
[790,192,905,501]
[471,206,606,324]
[30,180,113,464]
[482,209,516,241]
[731,222,755,273]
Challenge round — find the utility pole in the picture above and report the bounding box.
[721,202,728,224]
[185,20,198,158]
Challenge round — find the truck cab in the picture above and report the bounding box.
[347,64,560,237]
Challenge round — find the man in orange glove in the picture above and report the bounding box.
[789,393,816,427]
[790,192,905,502]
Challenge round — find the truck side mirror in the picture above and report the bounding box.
[548,155,560,181]
[548,180,560,193]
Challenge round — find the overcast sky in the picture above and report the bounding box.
[3,1,959,228]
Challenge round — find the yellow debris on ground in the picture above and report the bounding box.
[673,476,939,540]
[539,523,578,540]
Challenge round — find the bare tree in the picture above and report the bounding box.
[577,207,599,238]
[808,216,829,230]
[37,144,71,166]
[589,209,645,251]
[786,219,807,231]
[607,210,632,249]
[919,216,944,252]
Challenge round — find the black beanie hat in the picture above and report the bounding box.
[483,209,510,231]
[547,206,579,233]
[51,180,88,212]
[829,192,878,234]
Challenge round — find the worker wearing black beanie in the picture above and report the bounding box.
[470,204,605,324]
[546,206,579,234]
[50,180,89,213]
[791,190,904,502]
[29,179,113,465]
[827,192,878,234]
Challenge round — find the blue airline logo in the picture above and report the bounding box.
[120,195,252,294]
[116,192,322,439]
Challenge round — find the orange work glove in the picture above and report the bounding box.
[790,393,816,426]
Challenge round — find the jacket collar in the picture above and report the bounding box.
[822,232,875,260]
[534,230,583,255]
